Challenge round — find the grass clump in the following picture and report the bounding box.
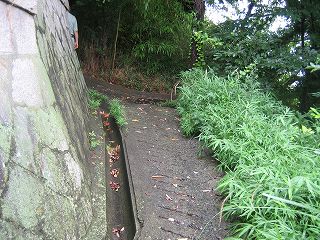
[109,99,127,127]
[88,131,100,150]
[158,99,178,108]
[177,68,320,239]
[88,89,108,110]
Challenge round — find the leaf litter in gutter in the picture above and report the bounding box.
[110,169,120,178]
[110,181,120,191]
[112,227,125,238]
[108,145,120,165]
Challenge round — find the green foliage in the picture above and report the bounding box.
[205,23,316,80]
[88,89,108,110]
[109,99,127,126]
[307,55,320,73]
[177,68,320,239]
[89,131,101,149]
[191,31,207,68]
[131,0,193,73]
[203,0,320,110]
[74,0,194,89]
[158,99,178,108]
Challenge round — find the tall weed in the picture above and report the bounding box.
[109,99,127,127]
[177,69,320,239]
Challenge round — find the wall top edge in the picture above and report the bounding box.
[1,0,70,15]
[1,0,37,14]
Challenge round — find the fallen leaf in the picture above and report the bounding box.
[108,145,121,164]
[109,181,120,191]
[165,194,173,201]
[112,227,125,238]
[202,190,211,193]
[103,121,110,127]
[99,111,110,119]
[110,169,120,178]
[151,175,165,179]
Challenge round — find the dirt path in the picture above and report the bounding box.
[87,79,229,240]
[123,103,228,240]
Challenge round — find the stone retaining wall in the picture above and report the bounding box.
[0,0,103,239]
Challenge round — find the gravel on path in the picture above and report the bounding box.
[122,103,229,240]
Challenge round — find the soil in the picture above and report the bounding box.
[86,77,229,240]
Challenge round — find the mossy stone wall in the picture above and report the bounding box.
[0,0,106,239]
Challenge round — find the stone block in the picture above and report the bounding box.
[65,153,83,190]
[0,61,12,125]
[0,2,15,54]
[30,107,69,151]
[40,148,70,195]
[2,166,44,229]
[75,185,94,238]
[43,188,78,239]
[9,4,38,55]
[0,143,10,196]
[6,0,37,14]
[0,89,13,194]
[12,107,39,174]
[32,57,56,106]
[12,58,43,107]
[0,220,42,240]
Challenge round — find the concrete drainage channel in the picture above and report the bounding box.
[102,112,140,240]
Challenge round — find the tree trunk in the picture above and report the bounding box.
[190,0,205,67]
[111,9,121,81]
[194,0,205,21]
[299,14,310,112]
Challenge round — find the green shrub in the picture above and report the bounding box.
[109,99,127,127]
[177,69,320,239]
[88,89,108,110]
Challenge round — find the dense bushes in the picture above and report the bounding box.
[177,69,320,239]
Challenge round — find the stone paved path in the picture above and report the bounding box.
[122,103,228,240]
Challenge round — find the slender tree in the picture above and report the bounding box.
[190,0,205,67]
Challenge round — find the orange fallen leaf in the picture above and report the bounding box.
[108,145,120,164]
[112,227,125,237]
[99,111,110,118]
[109,181,120,191]
[151,175,165,179]
[110,169,120,178]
